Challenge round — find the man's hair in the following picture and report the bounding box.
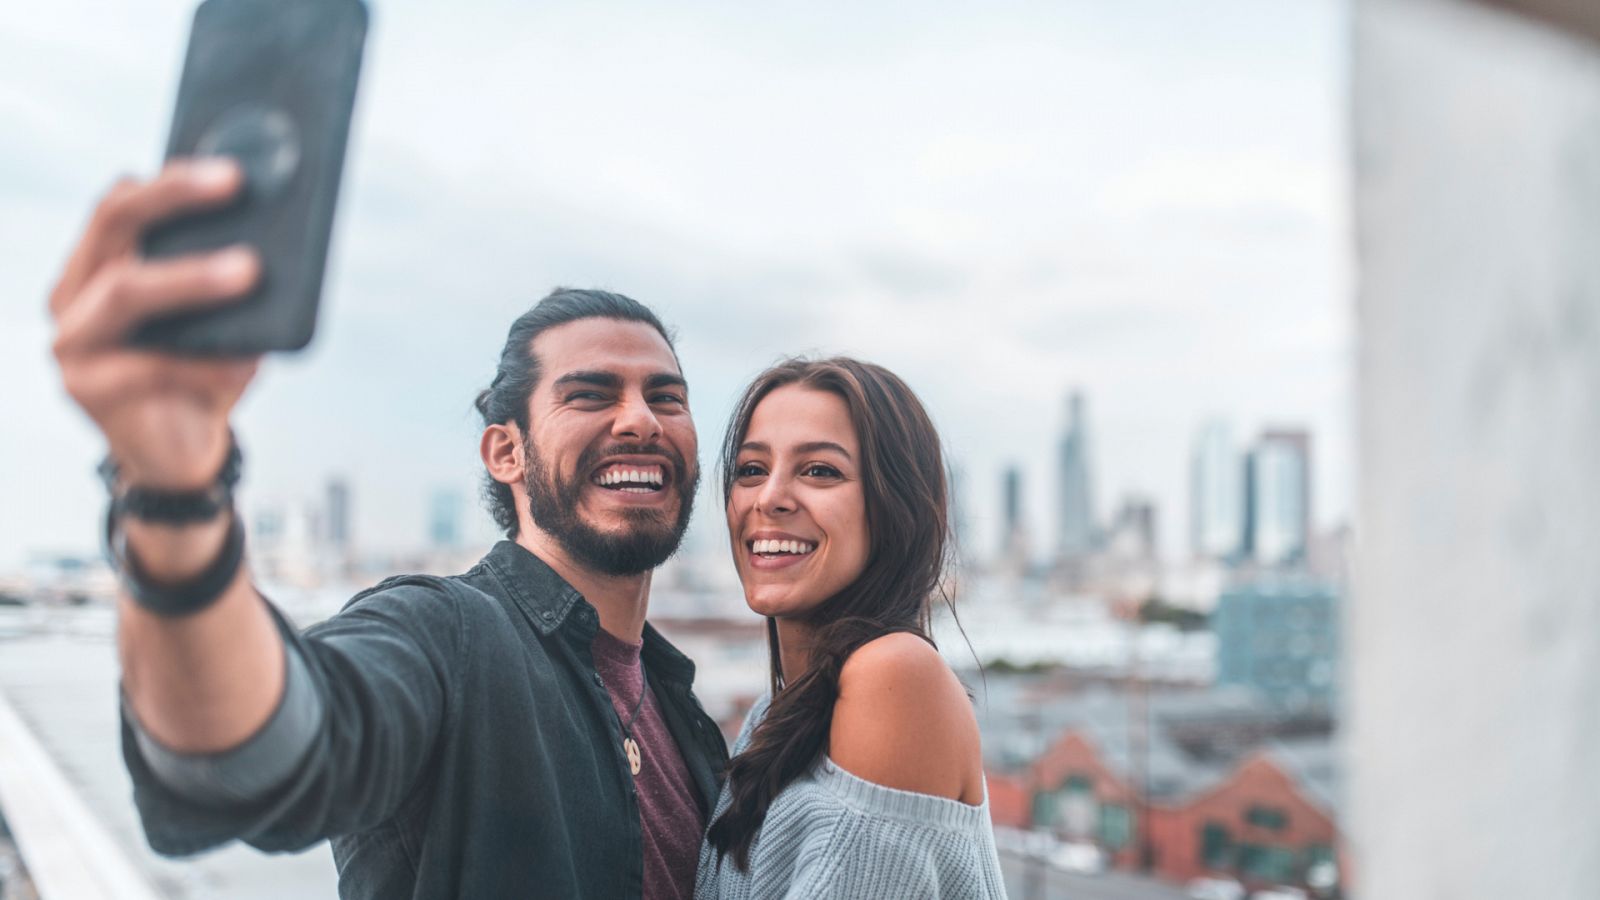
[474,288,678,537]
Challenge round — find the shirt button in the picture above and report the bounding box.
[540,611,553,621]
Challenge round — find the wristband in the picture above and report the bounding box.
[104,504,245,617]
[99,434,242,525]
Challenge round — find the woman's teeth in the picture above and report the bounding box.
[751,539,816,556]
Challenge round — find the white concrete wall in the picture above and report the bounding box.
[1352,1,1600,897]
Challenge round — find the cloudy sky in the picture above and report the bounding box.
[0,0,1350,571]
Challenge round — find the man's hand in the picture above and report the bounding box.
[51,160,287,754]
[50,158,261,494]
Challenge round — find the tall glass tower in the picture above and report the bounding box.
[1247,430,1312,566]
[1056,391,1097,561]
[1190,419,1242,560]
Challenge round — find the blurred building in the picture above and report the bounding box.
[998,464,1030,575]
[18,553,115,606]
[250,500,324,587]
[429,488,463,551]
[1090,494,1163,609]
[325,477,352,576]
[1214,577,1339,711]
[1055,391,1098,564]
[325,478,351,551]
[1244,430,1313,567]
[1106,495,1159,563]
[1190,418,1243,562]
[981,677,1339,895]
[1144,742,1340,892]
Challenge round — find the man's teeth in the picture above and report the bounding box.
[751,539,817,556]
[596,467,664,487]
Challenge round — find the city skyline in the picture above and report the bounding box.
[0,0,1351,571]
[121,399,1333,577]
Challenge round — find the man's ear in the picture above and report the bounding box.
[481,424,524,486]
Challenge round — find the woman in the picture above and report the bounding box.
[697,358,1007,899]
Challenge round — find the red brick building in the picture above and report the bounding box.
[1146,752,1338,888]
[1000,728,1341,893]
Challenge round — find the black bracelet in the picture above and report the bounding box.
[99,435,242,525]
[104,503,246,617]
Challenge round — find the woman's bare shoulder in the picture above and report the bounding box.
[829,632,982,803]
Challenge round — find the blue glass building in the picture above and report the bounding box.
[1214,577,1340,710]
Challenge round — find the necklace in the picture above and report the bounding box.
[618,667,648,776]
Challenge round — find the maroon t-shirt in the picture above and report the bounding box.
[591,628,705,900]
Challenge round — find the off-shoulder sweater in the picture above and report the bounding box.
[695,694,1008,899]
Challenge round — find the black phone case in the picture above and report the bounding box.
[132,0,368,355]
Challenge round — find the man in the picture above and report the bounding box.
[48,159,728,898]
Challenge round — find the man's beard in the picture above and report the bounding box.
[522,436,698,576]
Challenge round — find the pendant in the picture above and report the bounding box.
[624,737,642,775]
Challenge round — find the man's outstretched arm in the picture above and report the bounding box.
[50,159,283,754]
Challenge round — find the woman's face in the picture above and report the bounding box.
[727,384,870,621]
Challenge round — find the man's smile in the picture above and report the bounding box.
[590,461,666,494]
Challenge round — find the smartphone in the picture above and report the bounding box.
[132,0,368,355]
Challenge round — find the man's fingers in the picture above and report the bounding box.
[65,352,262,415]
[54,246,261,355]
[50,159,245,314]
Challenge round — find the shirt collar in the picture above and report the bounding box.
[484,540,584,634]
[482,540,697,684]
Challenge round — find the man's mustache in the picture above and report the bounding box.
[579,442,692,480]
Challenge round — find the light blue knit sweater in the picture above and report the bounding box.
[695,695,1009,899]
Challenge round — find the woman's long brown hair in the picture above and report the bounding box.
[705,357,955,871]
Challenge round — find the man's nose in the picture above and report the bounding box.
[612,393,663,443]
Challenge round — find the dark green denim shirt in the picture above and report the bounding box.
[121,541,730,899]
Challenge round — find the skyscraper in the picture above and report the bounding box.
[1190,419,1242,560]
[1056,391,1097,562]
[325,477,351,551]
[1246,430,1313,566]
[999,464,1028,572]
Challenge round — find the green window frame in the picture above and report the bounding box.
[1098,803,1132,850]
[1199,821,1232,869]
[1245,804,1289,831]
[1238,843,1295,883]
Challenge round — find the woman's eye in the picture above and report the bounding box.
[802,464,841,478]
[735,463,767,478]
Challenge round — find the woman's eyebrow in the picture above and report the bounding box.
[792,441,853,460]
[738,440,852,459]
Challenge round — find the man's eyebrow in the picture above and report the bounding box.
[552,371,622,390]
[645,373,688,391]
[737,440,853,460]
